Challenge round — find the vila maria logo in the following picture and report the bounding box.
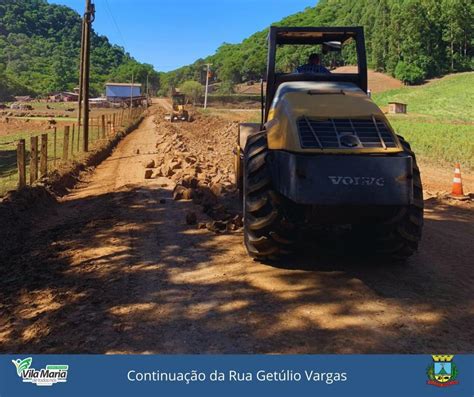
[12,357,69,387]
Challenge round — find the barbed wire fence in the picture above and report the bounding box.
[0,106,146,197]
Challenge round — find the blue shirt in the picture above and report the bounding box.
[295,64,331,74]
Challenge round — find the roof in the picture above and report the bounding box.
[271,81,361,106]
[106,84,142,98]
[270,26,362,45]
[106,83,142,87]
[388,101,407,105]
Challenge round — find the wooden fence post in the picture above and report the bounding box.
[17,139,26,189]
[89,117,93,141]
[63,126,70,161]
[40,133,48,177]
[101,115,106,139]
[71,124,75,156]
[112,113,116,135]
[77,123,81,153]
[30,136,39,184]
[53,126,57,166]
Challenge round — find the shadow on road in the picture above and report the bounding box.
[0,189,473,354]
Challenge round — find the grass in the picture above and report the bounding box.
[0,122,116,196]
[198,107,261,123]
[3,101,76,109]
[373,72,474,169]
[0,128,82,195]
[11,116,75,121]
[0,107,144,196]
[389,118,474,169]
[374,72,474,122]
[202,74,474,170]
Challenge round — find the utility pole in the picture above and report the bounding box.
[129,72,134,118]
[146,73,149,98]
[146,73,149,107]
[79,0,95,152]
[204,63,212,109]
[77,18,86,143]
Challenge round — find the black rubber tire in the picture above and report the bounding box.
[243,133,294,260]
[354,135,424,261]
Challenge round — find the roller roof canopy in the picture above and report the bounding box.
[270,26,363,45]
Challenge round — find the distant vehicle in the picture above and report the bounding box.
[165,94,192,122]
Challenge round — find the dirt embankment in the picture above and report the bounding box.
[332,66,403,93]
[0,101,473,354]
[233,68,403,95]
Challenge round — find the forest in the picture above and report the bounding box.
[0,0,160,100]
[1,0,472,100]
[161,0,473,93]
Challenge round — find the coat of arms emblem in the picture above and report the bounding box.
[426,355,459,387]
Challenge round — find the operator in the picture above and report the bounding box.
[295,53,330,74]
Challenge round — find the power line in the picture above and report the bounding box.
[103,0,128,50]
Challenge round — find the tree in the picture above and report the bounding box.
[386,2,402,74]
[441,0,473,71]
[371,0,390,71]
[0,0,160,97]
[108,61,161,95]
[179,80,203,105]
[394,61,424,85]
[157,0,473,87]
[396,0,434,81]
[217,80,235,95]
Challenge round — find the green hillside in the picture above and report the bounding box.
[374,73,474,168]
[374,72,474,122]
[0,0,160,100]
[161,0,473,93]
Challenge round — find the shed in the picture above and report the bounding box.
[388,102,407,114]
[106,83,142,101]
[14,96,32,102]
[48,92,78,102]
[61,92,79,102]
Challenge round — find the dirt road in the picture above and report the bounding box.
[1,103,473,354]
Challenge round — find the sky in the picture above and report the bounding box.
[50,0,316,72]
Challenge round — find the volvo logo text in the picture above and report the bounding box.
[328,176,385,187]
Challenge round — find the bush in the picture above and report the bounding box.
[178,80,204,104]
[216,81,235,95]
[394,62,425,85]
